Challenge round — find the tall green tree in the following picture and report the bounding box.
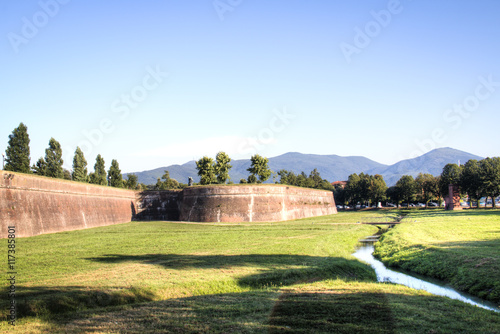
[460,160,482,207]
[72,147,88,182]
[345,173,387,207]
[479,157,500,208]
[32,157,47,176]
[369,174,387,205]
[308,168,323,188]
[334,185,347,209]
[357,173,371,205]
[396,175,417,206]
[108,159,124,188]
[296,172,308,187]
[386,186,402,207]
[89,154,107,185]
[345,173,361,207]
[4,122,31,173]
[44,138,64,178]
[247,154,272,183]
[125,174,138,189]
[439,163,463,197]
[415,173,439,207]
[196,156,216,185]
[277,169,295,185]
[214,151,232,184]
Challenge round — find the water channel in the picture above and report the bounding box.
[353,238,499,313]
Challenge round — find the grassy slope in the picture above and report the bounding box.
[374,209,500,304]
[1,210,499,333]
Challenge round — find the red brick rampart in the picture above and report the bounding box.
[179,185,337,222]
[0,171,137,238]
[1,172,337,238]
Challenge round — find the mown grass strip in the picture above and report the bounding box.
[374,209,500,303]
[1,210,499,333]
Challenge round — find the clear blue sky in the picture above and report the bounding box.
[1,0,499,174]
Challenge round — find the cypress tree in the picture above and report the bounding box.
[108,159,124,188]
[44,138,64,178]
[4,122,31,173]
[72,147,88,182]
[89,154,107,185]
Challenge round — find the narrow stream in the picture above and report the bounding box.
[353,241,499,313]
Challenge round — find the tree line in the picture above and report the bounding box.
[195,152,334,191]
[3,123,141,189]
[334,158,500,208]
[441,158,500,207]
[194,153,273,185]
[275,168,334,190]
[333,172,441,208]
[7,123,499,199]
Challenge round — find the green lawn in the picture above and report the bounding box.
[1,210,499,333]
[374,209,500,304]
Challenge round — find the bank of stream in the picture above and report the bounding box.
[353,231,499,313]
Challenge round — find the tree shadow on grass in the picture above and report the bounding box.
[2,254,375,322]
[63,290,279,334]
[269,290,395,334]
[1,285,156,321]
[54,284,500,333]
[268,282,500,334]
[86,253,376,288]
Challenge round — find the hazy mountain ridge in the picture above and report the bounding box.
[126,148,483,186]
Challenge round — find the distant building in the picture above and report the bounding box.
[331,181,347,188]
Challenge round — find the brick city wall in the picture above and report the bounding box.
[178,185,337,222]
[1,171,337,238]
[0,171,138,238]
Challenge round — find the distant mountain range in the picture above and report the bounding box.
[126,148,483,187]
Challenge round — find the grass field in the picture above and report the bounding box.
[374,209,500,304]
[1,210,499,333]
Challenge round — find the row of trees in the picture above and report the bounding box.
[195,153,273,185]
[195,151,233,185]
[8,123,499,201]
[388,174,441,207]
[441,158,500,207]
[334,172,441,208]
[3,123,140,189]
[335,158,500,209]
[334,173,388,207]
[276,168,334,190]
